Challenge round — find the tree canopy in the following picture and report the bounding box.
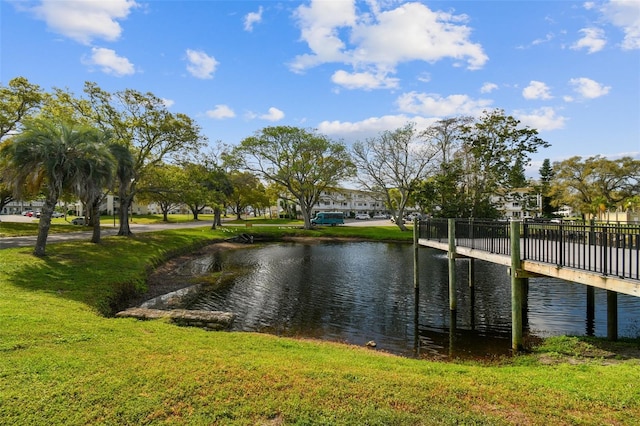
[550,155,640,219]
[53,82,206,235]
[1,120,113,255]
[352,123,438,230]
[415,111,550,219]
[233,126,355,229]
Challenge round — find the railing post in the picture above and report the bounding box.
[510,219,524,352]
[448,218,457,312]
[603,226,609,276]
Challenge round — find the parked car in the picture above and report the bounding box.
[22,210,34,217]
[51,211,64,218]
[372,214,388,219]
[355,213,370,220]
[71,217,87,225]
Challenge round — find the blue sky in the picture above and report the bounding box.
[2,0,639,177]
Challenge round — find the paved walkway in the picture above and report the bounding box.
[0,217,395,249]
[0,220,213,249]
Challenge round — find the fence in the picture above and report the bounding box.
[418,218,640,281]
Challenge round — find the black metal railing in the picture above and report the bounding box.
[522,220,640,280]
[455,219,511,255]
[418,218,640,281]
[418,217,448,242]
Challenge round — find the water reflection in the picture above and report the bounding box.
[167,242,639,359]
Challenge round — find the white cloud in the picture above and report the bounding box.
[531,33,555,46]
[417,73,431,83]
[244,6,263,32]
[185,49,218,79]
[331,69,399,90]
[82,47,135,76]
[161,98,175,108]
[260,107,285,121]
[480,82,498,94]
[290,0,356,72]
[291,1,487,82]
[206,105,235,119]
[601,0,640,50]
[522,81,553,100]
[31,0,137,45]
[318,114,438,141]
[571,27,606,53]
[569,77,611,99]
[396,92,492,116]
[514,107,567,131]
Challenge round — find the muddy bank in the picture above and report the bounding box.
[128,242,248,308]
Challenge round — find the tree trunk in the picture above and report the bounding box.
[90,200,101,244]
[300,205,312,230]
[212,207,222,229]
[118,190,133,236]
[33,195,57,257]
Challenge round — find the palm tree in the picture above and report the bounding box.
[73,133,120,244]
[0,119,112,256]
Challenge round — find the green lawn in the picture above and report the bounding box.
[1,225,638,425]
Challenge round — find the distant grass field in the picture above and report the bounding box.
[0,214,304,237]
[1,225,639,424]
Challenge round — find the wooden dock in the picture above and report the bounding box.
[415,218,639,350]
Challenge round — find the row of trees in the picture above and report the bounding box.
[0,78,206,255]
[540,156,640,219]
[2,76,637,257]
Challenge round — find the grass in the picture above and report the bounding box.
[1,225,639,425]
[0,214,295,237]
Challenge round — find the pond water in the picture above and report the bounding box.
[147,242,640,359]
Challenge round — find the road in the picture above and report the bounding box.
[0,215,395,249]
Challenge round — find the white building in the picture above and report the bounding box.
[491,187,542,220]
[312,188,388,217]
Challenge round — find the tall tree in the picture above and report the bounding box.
[136,163,186,221]
[233,126,355,229]
[550,156,640,219]
[0,77,44,213]
[415,117,470,218]
[538,158,555,217]
[0,120,110,256]
[73,133,119,244]
[58,82,205,235]
[227,171,267,220]
[352,123,438,230]
[457,109,550,217]
[0,77,44,139]
[175,161,232,225]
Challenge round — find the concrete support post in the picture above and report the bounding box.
[413,217,419,292]
[510,220,524,352]
[586,286,595,336]
[607,290,618,341]
[468,258,476,330]
[448,219,457,312]
[413,217,421,356]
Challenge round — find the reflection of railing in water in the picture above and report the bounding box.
[419,218,640,281]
